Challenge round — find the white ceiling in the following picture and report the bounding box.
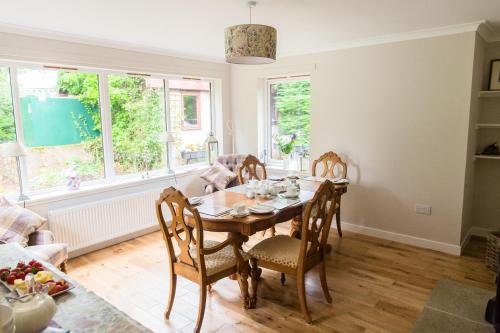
[1,0,500,62]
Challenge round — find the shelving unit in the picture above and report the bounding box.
[478,90,500,98]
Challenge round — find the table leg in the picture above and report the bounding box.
[227,232,253,309]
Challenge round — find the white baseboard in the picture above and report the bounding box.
[333,221,462,256]
[68,225,160,259]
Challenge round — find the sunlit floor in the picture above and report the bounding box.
[68,224,494,333]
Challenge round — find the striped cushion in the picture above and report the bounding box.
[26,243,68,267]
[0,196,46,246]
[28,230,55,246]
[200,162,237,191]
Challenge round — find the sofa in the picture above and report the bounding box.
[204,154,248,194]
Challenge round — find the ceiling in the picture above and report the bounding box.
[1,0,500,62]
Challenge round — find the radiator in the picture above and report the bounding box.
[48,191,160,257]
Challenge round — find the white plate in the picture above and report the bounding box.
[189,197,203,205]
[279,193,300,199]
[230,209,250,218]
[333,178,349,184]
[248,205,274,214]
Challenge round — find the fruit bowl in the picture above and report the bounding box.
[0,259,74,297]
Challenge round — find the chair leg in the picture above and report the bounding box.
[59,261,67,273]
[165,273,177,319]
[336,207,342,237]
[195,284,207,333]
[270,226,276,237]
[280,273,286,285]
[297,272,312,323]
[319,260,332,303]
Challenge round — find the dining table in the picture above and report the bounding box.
[0,243,151,333]
[188,177,348,308]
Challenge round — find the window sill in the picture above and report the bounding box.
[266,165,310,177]
[16,164,210,208]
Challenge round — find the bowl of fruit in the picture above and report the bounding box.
[0,260,73,297]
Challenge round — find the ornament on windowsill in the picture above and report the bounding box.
[65,165,81,191]
[481,142,500,156]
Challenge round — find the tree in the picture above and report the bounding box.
[0,68,16,142]
[272,81,311,147]
[57,73,165,174]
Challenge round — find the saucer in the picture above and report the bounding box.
[279,192,300,199]
[248,205,274,214]
[230,209,250,217]
[189,197,203,205]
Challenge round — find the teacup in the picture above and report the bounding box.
[269,185,280,196]
[249,179,259,188]
[246,189,255,199]
[232,203,247,214]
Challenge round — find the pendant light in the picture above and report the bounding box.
[225,1,277,64]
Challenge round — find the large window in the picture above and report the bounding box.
[0,62,217,198]
[0,67,18,195]
[169,79,212,166]
[109,75,166,176]
[17,69,105,191]
[267,77,311,168]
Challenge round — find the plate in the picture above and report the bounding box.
[0,272,74,298]
[229,209,250,217]
[333,178,349,184]
[248,205,274,214]
[189,197,203,206]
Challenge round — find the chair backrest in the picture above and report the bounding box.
[237,154,267,184]
[312,151,347,179]
[156,187,207,274]
[299,180,338,262]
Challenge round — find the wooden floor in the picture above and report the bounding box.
[68,225,495,333]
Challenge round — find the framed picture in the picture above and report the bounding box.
[489,59,500,91]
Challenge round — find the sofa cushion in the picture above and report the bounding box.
[0,196,46,246]
[200,162,237,191]
[26,243,68,267]
[28,230,55,246]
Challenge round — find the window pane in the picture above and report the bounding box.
[270,80,311,165]
[0,67,19,195]
[109,75,166,176]
[18,69,105,191]
[169,80,211,166]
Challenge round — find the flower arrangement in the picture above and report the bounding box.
[275,134,297,155]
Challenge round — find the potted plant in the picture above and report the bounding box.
[275,134,297,170]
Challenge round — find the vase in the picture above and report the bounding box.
[283,154,291,170]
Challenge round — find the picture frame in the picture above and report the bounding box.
[489,59,500,91]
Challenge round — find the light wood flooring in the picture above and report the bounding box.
[68,225,495,333]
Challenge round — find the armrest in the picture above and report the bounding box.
[28,230,55,246]
[200,238,235,255]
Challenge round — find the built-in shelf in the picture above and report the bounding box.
[476,123,500,129]
[478,90,500,98]
[475,155,500,160]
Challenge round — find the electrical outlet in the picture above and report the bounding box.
[415,204,432,215]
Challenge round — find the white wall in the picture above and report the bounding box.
[231,32,477,253]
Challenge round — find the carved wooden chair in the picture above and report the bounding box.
[156,187,251,333]
[311,151,347,237]
[248,180,338,323]
[237,154,274,236]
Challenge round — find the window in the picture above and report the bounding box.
[0,60,218,198]
[16,68,105,191]
[108,75,166,176]
[169,79,212,166]
[0,67,18,195]
[267,77,311,169]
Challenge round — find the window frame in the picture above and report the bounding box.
[180,91,201,130]
[0,60,218,197]
[264,75,311,167]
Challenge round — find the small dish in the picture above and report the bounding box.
[230,209,250,218]
[279,192,300,199]
[248,205,274,214]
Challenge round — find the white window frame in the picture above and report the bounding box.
[264,75,311,167]
[0,59,218,196]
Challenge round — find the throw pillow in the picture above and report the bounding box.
[200,162,237,191]
[0,196,47,246]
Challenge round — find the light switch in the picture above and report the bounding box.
[415,204,432,215]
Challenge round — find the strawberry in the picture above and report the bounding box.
[6,274,17,285]
[16,272,25,280]
[0,271,9,281]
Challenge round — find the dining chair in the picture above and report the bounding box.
[311,151,347,237]
[237,154,274,236]
[248,180,338,323]
[156,187,251,333]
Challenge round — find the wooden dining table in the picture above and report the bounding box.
[187,178,348,309]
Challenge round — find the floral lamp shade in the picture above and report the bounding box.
[225,24,277,65]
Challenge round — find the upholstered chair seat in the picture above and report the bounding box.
[188,240,250,276]
[248,235,301,268]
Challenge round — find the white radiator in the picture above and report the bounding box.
[48,191,160,258]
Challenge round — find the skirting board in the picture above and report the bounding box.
[68,225,160,259]
[333,221,462,256]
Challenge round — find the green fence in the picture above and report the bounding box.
[20,96,98,147]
